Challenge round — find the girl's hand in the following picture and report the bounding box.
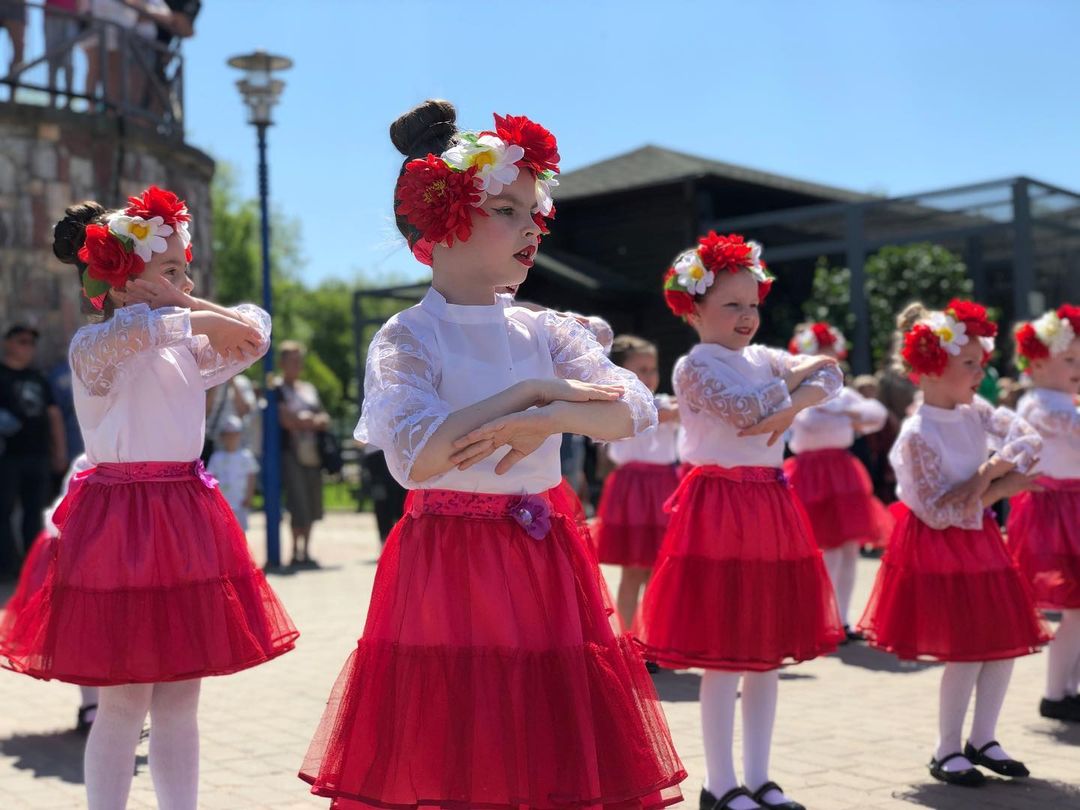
[936,469,992,513]
[995,471,1045,500]
[737,407,797,447]
[532,378,623,407]
[124,277,194,310]
[658,402,680,424]
[191,312,264,360]
[449,407,557,474]
[783,355,838,391]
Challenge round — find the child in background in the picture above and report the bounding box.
[207,414,258,532]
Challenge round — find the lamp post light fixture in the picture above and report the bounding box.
[227,49,293,569]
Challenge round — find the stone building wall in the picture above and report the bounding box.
[0,103,214,366]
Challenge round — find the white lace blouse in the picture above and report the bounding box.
[69,303,271,464]
[1018,388,1080,479]
[889,396,1042,530]
[788,386,888,454]
[674,343,843,468]
[607,394,680,466]
[355,288,656,493]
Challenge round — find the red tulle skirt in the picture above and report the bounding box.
[637,465,843,671]
[594,463,680,568]
[299,486,685,810]
[858,504,1050,661]
[1007,478,1080,609]
[783,448,882,549]
[1,531,53,623]
[0,462,298,685]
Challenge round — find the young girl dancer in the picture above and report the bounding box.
[593,335,680,629]
[0,453,97,734]
[783,322,888,639]
[858,300,1049,787]
[0,187,298,810]
[640,233,844,810]
[299,100,685,810]
[1006,304,1080,722]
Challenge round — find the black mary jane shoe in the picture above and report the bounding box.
[963,740,1030,778]
[700,786,756,810]
[929,752,985,787]
[844,625,865,643]
[1040,695,1080,722]
[75,704,97,736]
[645,660,660,674]
[750,781,805,810]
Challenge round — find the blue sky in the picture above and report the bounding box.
[183,0,1080,286]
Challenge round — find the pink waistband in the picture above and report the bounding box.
[409,488,554,519]
[618,461,679,473]
[793,447,852,460]
[1034,476,1080,493]
[81,461,218,488]
[689,464,787,484]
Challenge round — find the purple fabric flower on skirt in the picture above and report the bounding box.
[508,493,551,540]
[194,459,219,490]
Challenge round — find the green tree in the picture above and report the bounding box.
[804,243,973,368]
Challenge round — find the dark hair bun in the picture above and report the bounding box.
[53,201,107,265]
[390,99,458,160]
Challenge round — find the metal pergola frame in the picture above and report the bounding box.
[703,176,1080,373]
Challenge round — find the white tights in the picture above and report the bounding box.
[935,660,1015,770]
[1047,609,1080,701]
[822,542,859,627]
[701,670,791,809]
[84,680,201,810]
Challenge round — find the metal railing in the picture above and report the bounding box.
[0,1,184,137]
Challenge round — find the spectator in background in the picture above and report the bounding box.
[208,415,258,533]
[359,443,407,547]
[44,0,86,107]
[854,373,900,505]
[202,374,257,462]
[0,325,67,580]
[128,0,198,113]
[1,1,26,93]
[278,341,327,567]
[47,355,84,470]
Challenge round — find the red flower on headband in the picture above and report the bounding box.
[662,268,696,317]
[395,157,485,247]
[697,231,755,275]
[945,298,997,338]
[757,274,773,303]
[185,245,193,263]
[125,186,190,226]
[902,323,949,377]
[812,323,836,347]
[1015,322,1050,365]
[493,114,560,174]
[78,223,143,288]
[1058,304,1080,335]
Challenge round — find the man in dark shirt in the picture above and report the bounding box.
[0,325,67,579]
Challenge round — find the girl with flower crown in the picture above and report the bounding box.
[782,323,889,641]
[857,300,1049,788]
[298,100,685,810]
[1006,304,1080,723]
[639,234,844,810]
[0,186,299,810]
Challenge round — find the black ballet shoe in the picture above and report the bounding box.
[929,752,985,787]
[750,781,804,810]
[645,660,660,674]
[844,625,865,643]
[75,704,97,736]
[700,786,757,810]
[1040,696,1080,722]
[963,741,1030,778]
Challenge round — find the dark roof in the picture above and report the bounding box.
[533,248,637,293]
[555,145,872,204]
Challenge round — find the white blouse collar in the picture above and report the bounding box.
[690,341,744,361]
[420,286,509,325]
[918,401,965,422]
[1033,387,1077,408]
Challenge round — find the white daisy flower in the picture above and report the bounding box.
[674,252,714,296]
[1033,310,1076,355]
[108,214,173,262]
[929,312,969,355]
[444,135,524,197]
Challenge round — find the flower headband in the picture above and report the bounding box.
[1014,304,1080,371]
[662,232,774,318]
[395,113,560,266]
[76,186,193,310]
[789,322,847,359]
[901,298,997,377]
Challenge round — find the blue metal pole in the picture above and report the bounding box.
[257,122,282,568]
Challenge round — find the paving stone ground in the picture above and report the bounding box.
[2,510,1078,809]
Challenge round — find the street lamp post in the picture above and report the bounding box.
[227,50,293,569]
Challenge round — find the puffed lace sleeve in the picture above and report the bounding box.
[768,348,844,400]
[69,303,191,397]
[1021,396,1080,442]
[673,352,792,429]
[189,303,271,389]
[972,395,1042,473]
[821,387,888,432]
[354,319,450,485]
[890,429,984,530]
[563,312,614,355]
[542,311,657,437]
